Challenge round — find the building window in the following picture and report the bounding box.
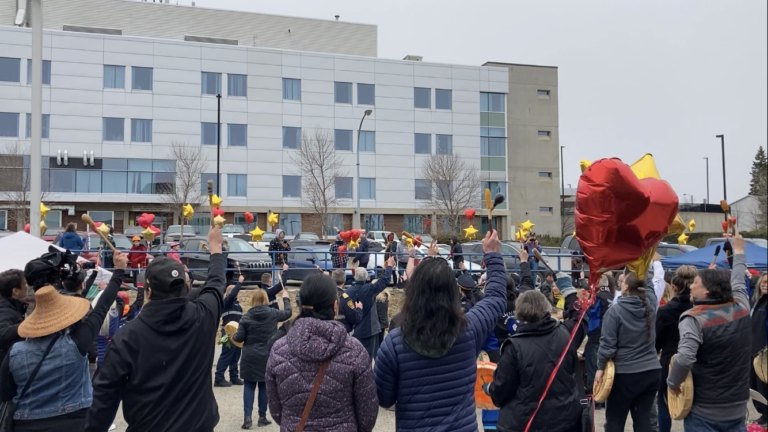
[359,131,375,152]
[540,206,553,213]
[414,87,431,109]
[436,180,452,201]
[435,89,452,110]
[335,177,352,199]
[0,210,6,229]
[201,122,218,145]
[481,137,505,156]
[363,214,383,232]
[201,72,221,95]
[26,60,51,85]
[26,113,50,139]
[228,124,247,147]
[0,57,20,83]
[104,65,125,89]
[132,67,153,91]
[415,179,431,200]
[200,173,220,195]
[42,158,177,195]
[358,83,375,105]
[0,113,19,137]
[283,175,301,198]
[76,170,102,193]
[102,118,124,141]
[480,92,505,112]
[481,181,507,209]
[48,169,76,193]
[43,210,62,228]
[88,211,114,228]
[481,127,505,137]
[360,178,376,199]
[537,89,550,96]
[282,78,301,101]
[227,174,247,197]
[538,172,552,178]
[436,134,453,155]
[326,214,343,236]
[414,133,431,154]
[228,74,247,97]
[282,126,301,149]
[403,215,423,233]
[334,82,352,104]
[538,130,551,137]
[335,129,352,151]
[279,213,302,236]
[131,119,152,142]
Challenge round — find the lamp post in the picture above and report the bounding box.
[216,93,221,196]
[703,157,709,204]
[355,109,373,229]
[28,0,43,237]
[560,145,565,235]
[716,134,726,221]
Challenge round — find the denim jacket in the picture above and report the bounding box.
[9,332,92,420]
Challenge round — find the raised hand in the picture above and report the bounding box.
[207,226,223,254]
[238,275,244,283]
[519,248,529,263]
[482,230,501,254]
[386,256,395,268]
[428,240,439,257]
[113,251,128,270]
[732,228,745,255]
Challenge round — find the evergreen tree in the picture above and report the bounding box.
[749,146,767,196]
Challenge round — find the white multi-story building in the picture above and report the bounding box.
[0,0,561,237]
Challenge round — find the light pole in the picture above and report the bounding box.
[216,93,221,196]
[355,109,373,229]
[28,0,43,237]
[560,145,565,235]
[716,134,727,221]
[703,157,709,204]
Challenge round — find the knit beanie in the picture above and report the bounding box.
[555,272,576,298]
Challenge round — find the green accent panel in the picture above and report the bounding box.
[480,157,505,171]
[480,112,505,127]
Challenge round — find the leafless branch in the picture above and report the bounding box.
[156,141,207,235]
[420,154,479,233]
[0,141,48,229]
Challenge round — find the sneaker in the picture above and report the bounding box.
[242,416,252,429]
[231,378,244,385]
[257,416,272,427]
[214,380,232,387]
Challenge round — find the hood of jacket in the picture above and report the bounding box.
[615,295,648,319]
[60,231,80,242]
[515,315,558,336]
[244,304,273,321]
[286,317,347,362]
[137,297,204,335]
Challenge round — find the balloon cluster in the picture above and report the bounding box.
[339,229,362,249]
[463,209,478,240]
[514,220,535,241]
[137,213,160,242]
[678,219,697,245]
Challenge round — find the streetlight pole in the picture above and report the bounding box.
[716,134,726,220]
[355,109,373,229]
[216,93,221,196]
[703,157,709,204]
[560,145,565,235]
[28,0,43,237]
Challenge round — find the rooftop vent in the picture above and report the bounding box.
[184,35,238,46]
[63,25,122,35]
[403,55,423,62]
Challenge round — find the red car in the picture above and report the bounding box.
[41,227,66,243]
[52,231,132,264]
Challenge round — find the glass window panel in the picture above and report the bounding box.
[540,207,553,212]
[102,159,128,170]
[102,171,127,193]
[88,211,113,227]
[127,171,152,194]
[103,65,125,89]
[480,92,505,112]
[414,87,431,109]
[0,211,6,230]
[128,159,152,171]
[435,89,452,110]
[227,174,247,197]
[334,82,352,104]
[102,117,124,141]
[282,78,301,101]
[282,175,301,198]
[201,72,221,95]
[359,131,375,152]
[76,170,102,193]
[335,129,352,151]
[201,122,218,145]
[228,124,247,147]
[26,113,49,138]
[201,173,220,195]
[538,172,553,178]
[132,67,153,90]
[358,83,375,105]
[131,119,152,142]
[26,59,51,85]
[414,133,431,154]
[48,169,75,192]
[363,214,383,232]
[403,215,423,234]
[227,74,247,97]
[153,172,175,194]
[481,127,506,137]
[0,113,19,137]
[481,137,506,156]
[481,182,507,209]
[415,179,431,200]
[537,90,550,96]
[0,57,20,83]
[153,160,175,172]
[279,213,302,236]
[335,177,352,199]
[538,130,551,137]
[326,214,343,236]
[436,134,452,155]
[360,178,375,199]
[436,180,452,201]
[282,126,301,149]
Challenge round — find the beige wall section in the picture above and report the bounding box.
[4,0,377,57]
[484,62,561,236]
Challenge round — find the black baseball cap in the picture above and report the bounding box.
[145,256,186,294]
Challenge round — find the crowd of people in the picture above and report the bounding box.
[0,225,765,432]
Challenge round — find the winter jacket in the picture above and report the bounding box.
[266,317,378,432]
[460,285,485,314]
[268,231,291,265]
[384,241,398,261]
[353,238,370,268]
[221,282,243,327]
[373,253,507,432]
[396,242,409,264]
[450,237,464,268]
[330,240,347,269]
[232,299,292,383]
[486,262,535,351]
[128,244,148,269]
[585,287,614,346]
[376,291,389,334]
[345,266,393,340]
[85,255,226,432]
[0,297,26,363]
[167,252,182,265]
[259,272,287,310]
[751,293,767,357]
[489,313,588,432]
[296,288,362,334]
[59,231,85,251]
[654,294,693,396]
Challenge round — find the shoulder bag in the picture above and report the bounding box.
[295,357,332,432]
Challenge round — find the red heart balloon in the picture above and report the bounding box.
[340,231,352,243]
[414,235,423,247]
[464,209,476,222]
[575,158,678,286]
[24,223,30,233]
[137,217,150,229]
[141,213,155,224]
[351,229,360,241]
[150,225,160,234]
[338,245,347,253]
[730,217,736,226]
[244,211,254,225]
[425,219,431,228]
[722,221,729,233]
[213,208,224,218]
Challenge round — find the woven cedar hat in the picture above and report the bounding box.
[18,285,90,338]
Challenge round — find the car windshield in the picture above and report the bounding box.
[124,227,143,234]
[419,234,433,243]
[166,226,181,234]
[299,233,319,240]
[90,235,132,249]
[261,233,276,241]
[44,228,65,236]
[225,239,257,252]
[501,244,520,255]
[222,225,245,233]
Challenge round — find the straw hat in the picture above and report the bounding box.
[593,360,615,403]
[18,285,91,338]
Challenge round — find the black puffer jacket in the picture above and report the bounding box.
[655,294,693,395]
[751,293,767,356]
[233,299,292,382]
[0,297,26,362]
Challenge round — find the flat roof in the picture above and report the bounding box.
[482,61,558,69]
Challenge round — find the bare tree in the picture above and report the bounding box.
[289,128,348,237]
[420,154,480,233]
[156,141,207,236]
[0,141,48,230]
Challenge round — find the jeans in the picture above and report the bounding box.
[584,343,599,394]
[604,369,660,432]
[657,392,671,432]
[683,412,746,432]
[214,339,241,383]
[244,381,268,418]
[397,262,408,287]
[358,335,380,360]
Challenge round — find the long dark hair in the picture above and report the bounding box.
[623,272,651,342]
[296,274,337,321]
[400,258,467,354]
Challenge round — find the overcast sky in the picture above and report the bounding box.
[198,0,767,203]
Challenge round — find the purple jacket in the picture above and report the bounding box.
[266,317,378,432]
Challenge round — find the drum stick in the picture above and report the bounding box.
[533,249,555,275]
[711,245,721,266]
[81,214,118,254]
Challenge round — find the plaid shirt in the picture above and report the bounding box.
[330,241,346,268]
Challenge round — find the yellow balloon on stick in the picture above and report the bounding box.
[142,227,156,243]
[97,223,110,236]
[515,231,522,241]
[268,213,279,227]
[39,221,47,237]
[40,203,50,220]
[210,194,223,209]
[182,203,195,220]
[580,160,592,173]
[463,225,478,240]
[349,239,360,249]
[213,215,225,228]
[687,219,696,232]
[521,220,535,232]
[250,226,265,241]
[678,233,689,245]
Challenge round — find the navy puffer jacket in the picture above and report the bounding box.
[374,253,506,432]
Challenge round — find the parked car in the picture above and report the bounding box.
[52,231,132,264]
[123,226,145,238]
[656,243,698,257]
[293,232,320,241]
[284,245,374,284]
[149,243,173,259]
[41,227,66,242]
[177,237,272,286]
[165,225,198,243]
[221,224,246,236]
[704,237,768,248]
[289,239,331,248]
[250,232,276,251]
[560,235,583,254]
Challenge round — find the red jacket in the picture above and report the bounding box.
[128,245,148,268]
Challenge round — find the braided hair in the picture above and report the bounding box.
[624,272,651,342]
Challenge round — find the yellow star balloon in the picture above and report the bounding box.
[687,219,696,232]
[142,227,156,242]
[250,226,265,241]
[349,239,360,249]
[213,215,226,228]
[182,203,194,220]
[515,231,522,241]
[463,225,478,240]
[268,213,279,227]
[39,221,47,236]
[210,194,223,209]
[40,203,50,219]
[521,220,535,232]
[580,160,592,173]
[678,233,689,245]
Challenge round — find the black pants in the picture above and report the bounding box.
[604,369,660,432]
[358,335,379,360]
[751,365,768,418]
